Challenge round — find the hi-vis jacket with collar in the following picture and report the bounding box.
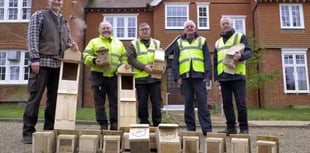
[178,36,206,75]
[215,32,245,76]
[131,38,160,78]
[83,35,127,77]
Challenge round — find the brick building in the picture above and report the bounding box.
[0,0,309,108]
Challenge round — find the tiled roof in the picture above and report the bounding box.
[86,0,153,8]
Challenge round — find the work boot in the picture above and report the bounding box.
[239,129,249,134]
[100,124,108,130]
[218,128,237,136]
[110,123,118,130]
[23,136,32,144]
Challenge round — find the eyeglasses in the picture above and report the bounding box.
[139,28,150,31]
[185,25,195,29]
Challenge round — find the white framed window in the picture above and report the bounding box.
[0,0,31,22]
[281,48,309,93]
[0,50,29,84]
[165,2,189,29]
[103,14,138,40]
[279,3,304,29]
[196,2,210,30]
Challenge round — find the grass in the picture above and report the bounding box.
[1,103,310,121]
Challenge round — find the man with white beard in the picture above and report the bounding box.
[83,21,127,130]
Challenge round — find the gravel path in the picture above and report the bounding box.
[0,121,309,153]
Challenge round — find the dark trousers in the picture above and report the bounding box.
[181,78,212,134]
[90,72,118,126]
[23,67,60,137]
[136,82,162,127]
[220,80,248,130]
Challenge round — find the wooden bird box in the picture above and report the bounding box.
[256,135,279,153]
[157,124,180,153]
[96,47,109,66]
[55,49,81,130]
[223,43,245,75]
[32,131,56,153]
[152,48,165,79]
[129,124,150,153]
[117,64,137,129]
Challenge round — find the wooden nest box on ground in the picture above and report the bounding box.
[117,64,137,130]
[54,48,81,130]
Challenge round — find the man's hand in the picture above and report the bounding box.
[233,51,241,61]
[31,62,40,74]
[69,41,79,51]
[177,78,182,85]
[144,64,152,73]
[203,78,210,83]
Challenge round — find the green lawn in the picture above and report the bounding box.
[0,103,310,121]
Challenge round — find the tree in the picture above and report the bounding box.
[246,33,279,91]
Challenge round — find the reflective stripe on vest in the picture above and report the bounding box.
[83,36,124,77]
[215,32,246,76]
[132,39,160,78]
[178,36,205,75]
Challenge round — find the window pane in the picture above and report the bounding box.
[167,6,187,17]
[117,28,124,37]
[0,67,5,80]
[199,7,207,17]
[295,54,305,64]
[292,5,301,27]
[199,18,207,27]
[23,0,31,7]
[281,5,290,26]
[105,17,113,26]
[10,66,19,80]
[0,0,4,6]
[127,17,136,38]
[285,67,295,90]
[9,0,18,7]
[8,8,18,20]
[284,55,293,64]
[22,8,31,19]
[167,17,186,27]
[297,67,307,90]
[0,52,6,65]
[0,9,3,20]
[234,20,244,33]
[24,52,29,80]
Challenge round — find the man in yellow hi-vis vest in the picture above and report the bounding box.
[83,21,128,130]
[214,16,252,135]
[172,20,212,136]
[127,23,163,127]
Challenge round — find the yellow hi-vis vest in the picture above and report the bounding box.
[83,35,127,77]
[132,38,160,78]
[215,32,246,76]
[178,36,205,75]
